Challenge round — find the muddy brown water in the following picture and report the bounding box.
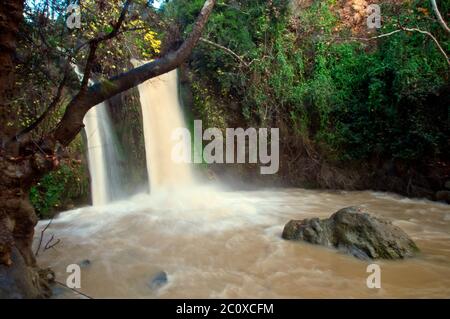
[35,187,450,298]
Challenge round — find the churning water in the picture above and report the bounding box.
[36,187,450,298]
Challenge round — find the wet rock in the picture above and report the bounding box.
[436,191,450,204]
[38,267,55,283]
[148,271,168,290]
[51,285,67,298]
[282,206,419,260]
[79,259,91,268]
[0,248,52,299]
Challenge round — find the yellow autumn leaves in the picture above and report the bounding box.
[143,31,162,57]
[128,19,161,58]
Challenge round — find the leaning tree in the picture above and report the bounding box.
[0,0,216,298]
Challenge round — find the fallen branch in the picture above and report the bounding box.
[54,280,94,299]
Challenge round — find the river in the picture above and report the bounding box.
[35,187,450,298]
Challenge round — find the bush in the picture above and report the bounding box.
[30,163,88,219]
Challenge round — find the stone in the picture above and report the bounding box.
[0,248,52,299]
[282,206,419,260]
[148,271,168,290]
[79,259,91,268]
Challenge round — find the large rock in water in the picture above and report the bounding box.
[282,206,419,260]
[0,248,52,299]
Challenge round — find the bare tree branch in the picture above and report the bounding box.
[342,27,449,66]
[402,27,449,66]
[13,0,135,142]
[52,0,217,146]
[44,235,60,250]
[80,0,132,90]
[430,0,450,34]
[16,64,70,139]
[200,37,249,67]
[35,218,53,257]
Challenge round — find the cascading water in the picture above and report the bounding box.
[34,68,450,299]
[72,65,124,205]
[83,105,124,205]
[133,65,194,192]
[83,107,108,205]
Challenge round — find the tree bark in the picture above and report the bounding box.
[0,0,24,150]
[0,151,55,298]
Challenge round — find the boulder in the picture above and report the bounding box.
[148,271,168,290]
[79,259,91,268]
[282,206,419,260]
[0,248,52,299]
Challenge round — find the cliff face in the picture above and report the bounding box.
[179,0,449,201]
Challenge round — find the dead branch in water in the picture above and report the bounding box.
[35,218,53,257]
[35,218,61,256]
[54,280,94,299]
[44,234,61,251]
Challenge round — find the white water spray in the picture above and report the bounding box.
[133,65,194,192]
[72,65,124,205]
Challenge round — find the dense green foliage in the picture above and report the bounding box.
[165,0,449,163]
[30,161,89,219]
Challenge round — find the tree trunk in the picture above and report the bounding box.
[0,148,55,298]
[0,0,24,149]
[0,0,54,298]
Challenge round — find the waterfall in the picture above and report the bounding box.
[72,65,124,205]
[83,107,108,205]
[134,66,194,192]
[83,104,124,205]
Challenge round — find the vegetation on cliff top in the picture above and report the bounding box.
[168,0,449,163]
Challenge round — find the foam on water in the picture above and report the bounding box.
[36,187,450,298]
